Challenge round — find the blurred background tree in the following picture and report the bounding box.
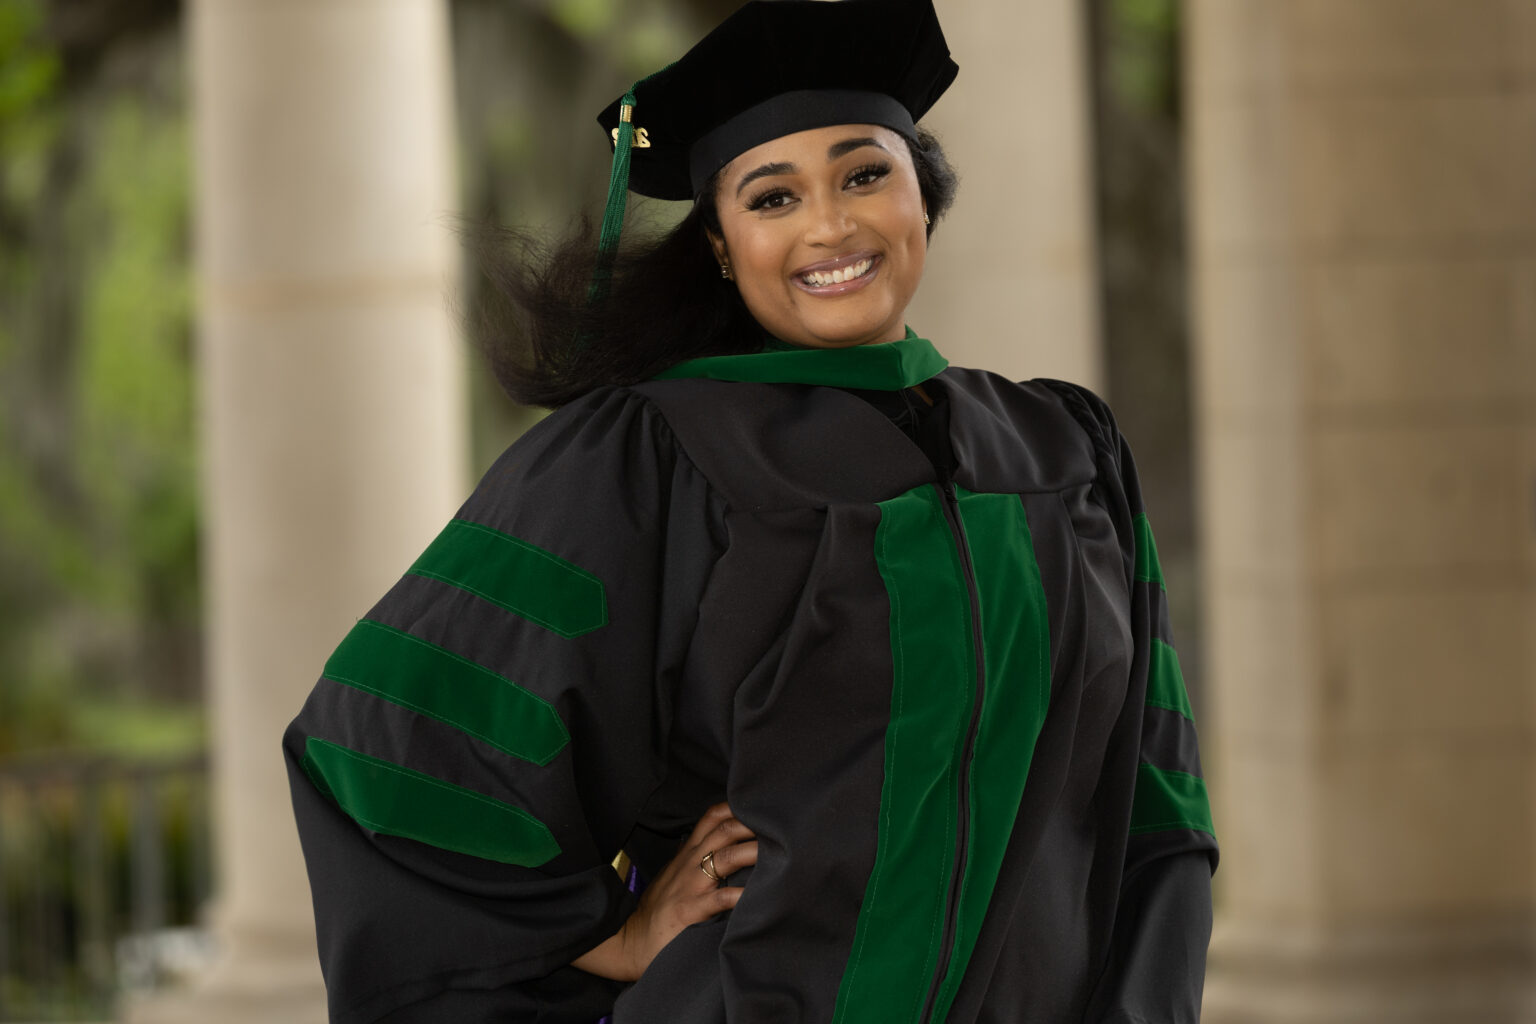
[0,0,196,758]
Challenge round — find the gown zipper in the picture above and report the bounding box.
[918,477,988,1023]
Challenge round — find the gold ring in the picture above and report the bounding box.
[700,849,722,881]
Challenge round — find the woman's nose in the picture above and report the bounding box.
[803,198,856,247]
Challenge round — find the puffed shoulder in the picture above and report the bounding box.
[1029,378,1126,472]
[470,386,688,503]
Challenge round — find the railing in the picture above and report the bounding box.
[0,753,210,1022]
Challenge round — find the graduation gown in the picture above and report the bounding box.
[284,333,1218,1024]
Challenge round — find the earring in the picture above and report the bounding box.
[720,259,733,280]
[923,210,931,226]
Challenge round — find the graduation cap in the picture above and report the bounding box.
[593,0,958,257]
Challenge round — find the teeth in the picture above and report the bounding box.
[803,258,873,288]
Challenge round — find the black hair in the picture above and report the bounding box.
[474,127,959,409]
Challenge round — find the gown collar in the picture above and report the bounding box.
[652,328,947,391]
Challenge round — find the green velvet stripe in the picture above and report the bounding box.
[1147,638,1194,720]
[323,619,569,767]
[654,331,947,391]
[928,490,1053,1021]
[1133,513,1164,589]
[302,737,560,866]
[407,519,607,639]
[833,485,977,1024]
[1129,764,1215,837]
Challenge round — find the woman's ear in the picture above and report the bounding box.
[706,229,727,267]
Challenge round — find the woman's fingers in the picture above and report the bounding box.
[701,883,744,914]
[696,818,752,856]
[699,839,758,881]
[680,807,755,887]
[685,802,737,846]
[673,880,746,927]
[689,818,753,865]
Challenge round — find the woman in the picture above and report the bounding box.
[285,1,1218,1021]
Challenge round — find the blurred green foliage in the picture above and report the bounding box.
[549,0,618,39]
[1108,0,1180,116]
[73,99,195,622]
[0,1,59,124]
[0,0,199,757]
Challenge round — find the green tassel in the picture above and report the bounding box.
[588,88,639,305]
[589,60,679,307]
[598,89,639,256]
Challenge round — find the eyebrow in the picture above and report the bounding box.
[827,136,886,160]
[733,137,891,198]
[735,161,794,197]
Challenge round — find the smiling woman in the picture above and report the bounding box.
[284,1,1217,1022]
[708,125,929,349]
[467,119,956,407]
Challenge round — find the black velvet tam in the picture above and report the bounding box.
[595,0,958,201]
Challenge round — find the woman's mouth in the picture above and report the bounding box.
[795,255,879,294]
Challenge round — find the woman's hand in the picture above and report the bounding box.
[572,802,757,982]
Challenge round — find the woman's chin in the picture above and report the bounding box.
[775,317,907,350]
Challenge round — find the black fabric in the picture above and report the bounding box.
[1079,853,1215,1023]
[686,90,917,197]
[845,379,956,480]
[286,367,1216,1023]
[595,0,958,199]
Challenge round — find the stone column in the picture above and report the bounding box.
[128,1,466,1020]
[905,0,1102,388]
[1189,2,1536,1020]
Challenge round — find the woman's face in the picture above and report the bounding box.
[708,124,927,349]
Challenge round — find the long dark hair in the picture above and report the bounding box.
[473,127,959,409]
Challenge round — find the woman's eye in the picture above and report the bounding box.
[747,189,794,212]
[846,163,891,189]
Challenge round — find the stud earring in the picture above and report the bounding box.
[720,259,733,280]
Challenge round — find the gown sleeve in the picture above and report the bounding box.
[282,386,725,1024]
[1046,382,1220,1024]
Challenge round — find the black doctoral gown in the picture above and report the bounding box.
[284,333,1218,1024]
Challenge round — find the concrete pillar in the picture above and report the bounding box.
[906,0,1102,388]
[1189,2,1536,1020]
[127,1,466,1020]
